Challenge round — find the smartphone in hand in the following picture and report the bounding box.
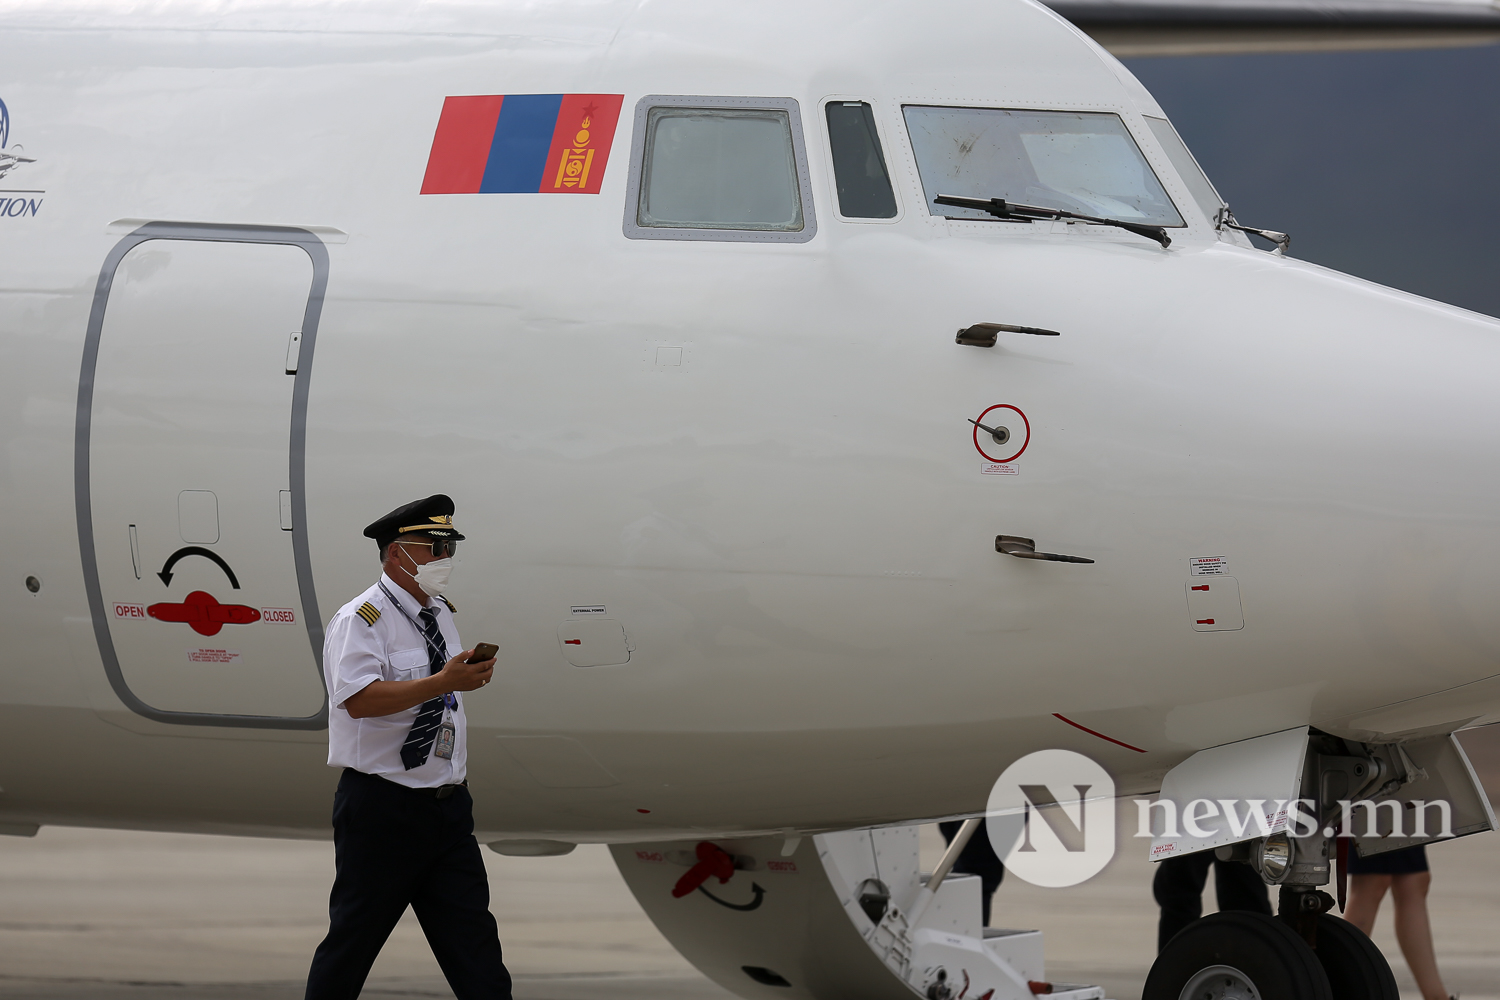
[466,642,498,664]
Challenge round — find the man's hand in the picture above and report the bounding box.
[436,648,495,693]
[343,648,497,719]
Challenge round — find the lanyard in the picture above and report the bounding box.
[378,582,458,711]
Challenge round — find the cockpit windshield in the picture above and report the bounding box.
[903,106,1184,228]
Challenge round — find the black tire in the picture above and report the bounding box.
[1143,911,1333,1000]
[1315,914,1399,1000]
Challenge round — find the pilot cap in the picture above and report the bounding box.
[363,494,466,550]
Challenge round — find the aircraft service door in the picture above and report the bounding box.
[78,224,330,728]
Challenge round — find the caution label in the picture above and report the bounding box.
[188,648,243,664]
[1189,556,1229,576]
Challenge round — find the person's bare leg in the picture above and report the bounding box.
[1389,871,1449,1000]
[1344,873,1390,936]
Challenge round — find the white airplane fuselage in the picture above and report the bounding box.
[2,0,1498,845]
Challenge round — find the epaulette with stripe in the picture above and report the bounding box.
[355,602,381,626]
[439,595,457,614]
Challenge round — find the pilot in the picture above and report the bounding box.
[304,494,511,1000]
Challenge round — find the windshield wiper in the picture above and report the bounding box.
[933,194,1171,249]
[1217,207,1289,256]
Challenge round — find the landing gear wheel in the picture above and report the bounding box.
[1143,911,1333,1000]
[1315,914,1399,1000]
[1179,965,1260,999]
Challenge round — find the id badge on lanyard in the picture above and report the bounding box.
[434,692,458,760]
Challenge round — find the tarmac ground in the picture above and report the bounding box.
[3,727,1497,1000]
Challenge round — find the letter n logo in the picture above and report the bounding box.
[1017,784,1092,853]
[986,749,1116,887]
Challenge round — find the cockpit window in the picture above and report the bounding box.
[903,106,1184,228]
[641,108,801,230]
[825,102,897,219]
[1143,116,1225,225]
[623,96,817,243]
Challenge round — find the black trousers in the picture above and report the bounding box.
[938,819,1006,927]
[305,769,512,1000]
[1153,851,1271,953]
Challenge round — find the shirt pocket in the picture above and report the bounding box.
[388,646,429,681]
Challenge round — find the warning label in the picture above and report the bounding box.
[188,648,242,664]
[113,602,148,619]
[981,462,1019,476]
[1189,556,1229,576]
[766,860,799,874]
[260,607,297,623]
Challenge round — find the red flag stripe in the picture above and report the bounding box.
[421,95,505,195]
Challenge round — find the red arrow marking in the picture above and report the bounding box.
[564,639,581,645]
[1197,618,1215,625]
[148,591,261,636]
[1191,585,1210,591]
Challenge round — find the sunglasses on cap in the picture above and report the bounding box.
[397,537,459,558]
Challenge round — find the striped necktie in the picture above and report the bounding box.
[400,606,449,770]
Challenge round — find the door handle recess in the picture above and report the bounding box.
[956,322,1061,347]
[995,535,1094,564]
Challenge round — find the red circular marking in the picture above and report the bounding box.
[972,404,1030,463]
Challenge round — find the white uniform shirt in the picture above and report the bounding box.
[324,574,466,788]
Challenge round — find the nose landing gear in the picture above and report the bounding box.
[1143,880,1399,1000]
[1143,911,1330,1000]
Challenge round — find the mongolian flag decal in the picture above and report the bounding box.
[420,94,625,195]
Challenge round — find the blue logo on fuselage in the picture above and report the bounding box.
[0,96,43,207]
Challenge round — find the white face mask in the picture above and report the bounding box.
[410,557,453,597]
[397,544,455,597]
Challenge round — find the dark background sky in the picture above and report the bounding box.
[1124,45,1500,318]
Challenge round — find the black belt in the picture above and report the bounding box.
[425,780,467,800]
[358,769,467,799]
